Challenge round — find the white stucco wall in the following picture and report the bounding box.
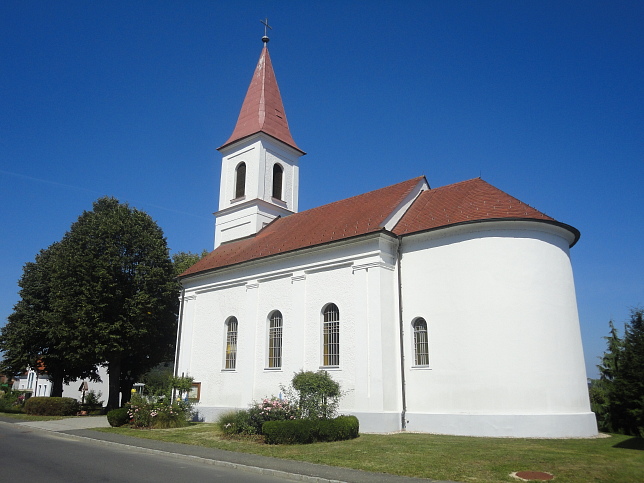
[176,234,403,431]
[177,220,597,437]
[215,135,302,248]
[400,221,597,437]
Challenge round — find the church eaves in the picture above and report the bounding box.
[393,177,579,246]
[180,177,425,277]
[219,43,303,153]
[181,177,579,278]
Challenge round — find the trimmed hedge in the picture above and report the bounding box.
[24,397,80,416]
[107,407,130,427]
[263,415,359,444]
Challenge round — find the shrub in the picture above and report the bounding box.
[286,370,342,419]
[126,393,192,429]
[263,415,359,444]
[107,407,130,427]
[217,409,256,436]
[83,390,103,407]
[0,389,29,412]
[24,397,79,416]
[218,398,299,435]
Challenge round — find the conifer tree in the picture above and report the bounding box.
[596,308,644,436]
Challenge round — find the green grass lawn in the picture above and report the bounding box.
[96,424,644,482]
[0,410,64,421]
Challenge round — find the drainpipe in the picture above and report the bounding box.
[172,287,186,401]
[396,235,407,431]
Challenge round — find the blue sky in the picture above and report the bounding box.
[1,1,642,379]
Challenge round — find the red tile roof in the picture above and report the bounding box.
[181,177,576,278]
[393,178,554,235]
[181,177,425,276]
[219,45,303,153]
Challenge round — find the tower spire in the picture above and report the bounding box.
[260,17,272,43]
[218,29,303,154]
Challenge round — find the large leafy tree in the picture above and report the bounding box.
[172,250,209,277]
[595,308,644,436]
[0,244,98,396]
[51,197,178,409]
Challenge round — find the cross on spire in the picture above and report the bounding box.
[261,18,272,43]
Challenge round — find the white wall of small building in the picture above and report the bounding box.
[13,370,52,397]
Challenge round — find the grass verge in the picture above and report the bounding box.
[96,424,644,482]
[0,411,65,421]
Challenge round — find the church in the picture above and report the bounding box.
[174,35,597,438]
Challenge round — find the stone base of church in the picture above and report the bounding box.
[404,411,599,438]
[191,406,598,438]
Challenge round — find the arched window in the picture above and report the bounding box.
[235,162,246,199]
[413,318,429,366]
[272,163,283,200]
[225,317,238,369]
[268,311,283,368]
[323,304,340,366]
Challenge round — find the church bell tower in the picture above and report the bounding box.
[214,33,305,248]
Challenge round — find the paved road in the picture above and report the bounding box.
[1,422,286,482]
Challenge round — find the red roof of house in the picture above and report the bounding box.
[393,178,554,235]
[219,44,303,153]
[181,177,424,276]
[181,177,575,278]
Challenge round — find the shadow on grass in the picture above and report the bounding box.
[613,437,644,450]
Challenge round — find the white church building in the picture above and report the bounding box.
[174,36,597,438]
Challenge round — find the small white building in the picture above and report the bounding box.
[174,37,597,438]
[13,369,52,397]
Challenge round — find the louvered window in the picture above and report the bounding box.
[272,163,283,200]
[235,162,246,198]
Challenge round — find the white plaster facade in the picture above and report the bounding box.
[175,41,597,438]
[176,220,597,437]
[215,134,302,248]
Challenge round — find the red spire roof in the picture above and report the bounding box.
[219,44,303,153]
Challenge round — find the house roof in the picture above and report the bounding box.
[181,177,576,279]
[181,177,425,276]
[219,44,303,153]
[393,177,554,234]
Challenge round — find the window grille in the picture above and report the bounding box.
[235,162,246,198]
[268,311,283,368]
[272,163,283,200]
[225,317,238,369]
[323,304,340,366]
[413,318,429,366]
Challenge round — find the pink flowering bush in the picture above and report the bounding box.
[126,393,192,429]
[218,397,299,435]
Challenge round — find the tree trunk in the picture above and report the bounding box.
[106,356,122,410]
[50,373,64,397]
[120,378,134,406]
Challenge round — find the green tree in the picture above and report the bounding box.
[613,308,644,436]
[596,308,644,436]
[0,244,98,396]
[172,250,209,277]
[51,197,178,409]
[286,370,342,419]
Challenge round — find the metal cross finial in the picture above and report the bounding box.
[261,18,272,43]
